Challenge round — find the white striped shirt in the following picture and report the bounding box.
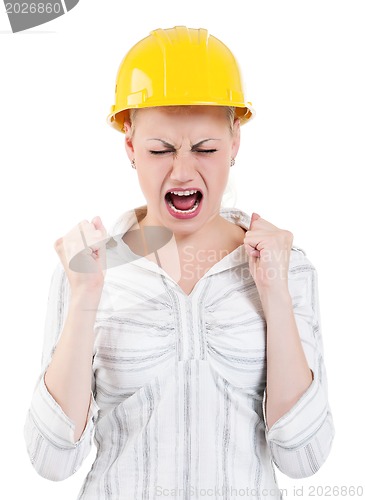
[24,206,335,499]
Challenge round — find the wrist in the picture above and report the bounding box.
[258,284,292,311]
[70,288,103,311]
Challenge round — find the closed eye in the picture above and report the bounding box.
[149,149,218,155]
[149,150,174,155]
[194,149,218,154]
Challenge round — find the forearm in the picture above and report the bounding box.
[260,286,313,430]
[44,291,100,442]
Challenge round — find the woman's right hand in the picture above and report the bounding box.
[54,216,108,296]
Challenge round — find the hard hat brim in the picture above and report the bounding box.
[106,103,255,133]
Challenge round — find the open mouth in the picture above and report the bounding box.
[165,189,203,214]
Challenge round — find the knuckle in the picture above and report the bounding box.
[78,219,89,229]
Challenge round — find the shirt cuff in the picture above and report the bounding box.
[30,372,100,448]
[263,373,329,446]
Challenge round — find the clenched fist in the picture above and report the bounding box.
[54,216,108,295]
[243,212,294,294]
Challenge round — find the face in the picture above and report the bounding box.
[124,106,240,237]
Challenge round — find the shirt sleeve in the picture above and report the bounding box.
[262,247,335,479]
[23,262,100,481]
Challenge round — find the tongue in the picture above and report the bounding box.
[170,192,198,210]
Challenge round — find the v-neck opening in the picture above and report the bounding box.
[173,241,248,299]
[110,205,251,298]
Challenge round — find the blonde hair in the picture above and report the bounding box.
[128,106,236,138]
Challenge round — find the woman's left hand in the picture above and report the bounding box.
[243,213,294,294]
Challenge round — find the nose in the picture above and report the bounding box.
[169,153,196,183]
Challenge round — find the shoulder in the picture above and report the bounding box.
[49,260,68,291]
[289,245,317,277]
[288,246,319,309]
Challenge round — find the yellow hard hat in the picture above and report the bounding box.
[107,26,255,132]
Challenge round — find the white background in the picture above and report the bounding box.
[1,0,364,498]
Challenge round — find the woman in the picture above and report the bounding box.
[24,26,334,499]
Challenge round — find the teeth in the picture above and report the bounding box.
[167,198,200,214]
[170,189,198,196]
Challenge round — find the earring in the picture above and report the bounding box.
[230,158,235,167]
[131,159,136,169]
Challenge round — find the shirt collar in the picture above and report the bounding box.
[105,205,250,277]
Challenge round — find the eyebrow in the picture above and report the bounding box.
[147,138,221,148]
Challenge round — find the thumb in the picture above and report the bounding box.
[91,217,108,271]
[249,212,261,228]
[92,216,107,235]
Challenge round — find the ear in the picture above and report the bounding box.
[124,121,135,161]
[231,118,241,158]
